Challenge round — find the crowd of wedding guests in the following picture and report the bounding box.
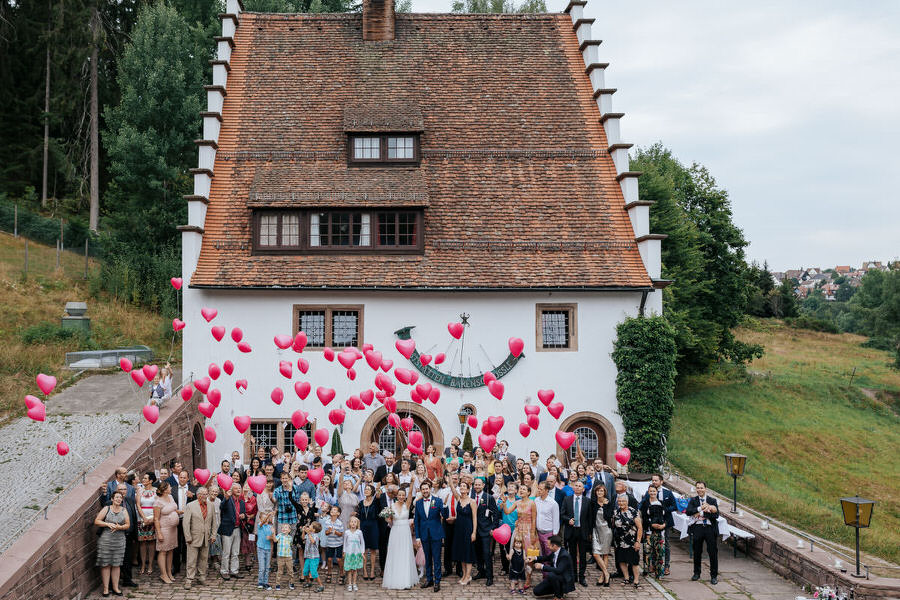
[94,437,720,598]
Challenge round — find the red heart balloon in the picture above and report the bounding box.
[27,403,46,422]
[222,360,234,375]
[200,307,217,322]
[434,353,446,365]
[488,416,505,434]
[270,387,284,405]
[274,334,293,349]
[478,433,497,453]
[524,405,540,416]
[410,388,423,404]
[483,371,497,386]
[130,370,146,387]
[365,350,383,371]
[380,358,393,372]
[208,363,221,380]
[408,443,423,455]
[488,380,505,400]
[615,447,631,466]
[555,430,576,450]
[142,405,159,424]
[198,401,215,418]
[56,441,70,456]
[216,473,233,491]
[316,387,336,406]
[211,326,225,341]
[293,331,308,353]
[338,351,357,370]
[294,430,309,452]
[527,414,540,430]
[518,423,531,437]
[119,358,133,372]
[297,357,310,374]
[291,410,309,429]
[294,381,311,400]
[384,397,398,413]
[388,413,401,428]
[279,360,293,379]
[428,388,440,404]
[415,383,433,400]
[323,347,335,361]
[307,467,324,485]
[170,277,183,290]
[467,415,478,428]
[172,318,186,332]
[207,388,222,407]
[24,395,41,409]
[180,385,194,402]
[346,368,357,381]
[492,524,512,545]
[237,341,252,353]
[142,364,159,381]
[537,389,555,406]
[231,328,243,343]
[547,402,564,419]
[35,373,57,396]
[395,339,416,359]
[328,409,346,425]
[419,354,432,367]
[394,368,415,385]
[409,431,424,446]
[448,322,464,339]
[247,475,266,494]
[360,389,374,406]
[234,415,251,433]
[194,469,211,485]
[313,428,329,447]
[400,417,414,432]
[508,337,525,358]
[194,377,211,395]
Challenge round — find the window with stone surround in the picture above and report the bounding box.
[535,303,578,351]
[292,304,363,350]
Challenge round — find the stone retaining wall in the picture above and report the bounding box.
[0,392,206,600]
[665,479,900,600]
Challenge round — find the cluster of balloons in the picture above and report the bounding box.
[24,374,66,454]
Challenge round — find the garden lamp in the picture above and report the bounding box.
[724,453,747,513]
[840,496,875,578]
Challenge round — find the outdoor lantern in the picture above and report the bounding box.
[457,408,468,435]
[724,453,747,513]
[840,496,876,578]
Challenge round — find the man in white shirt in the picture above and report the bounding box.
[686,481,720,585]
[173,470,195,575]
[533,482,560,555]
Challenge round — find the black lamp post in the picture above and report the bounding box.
[724,453,747,513]
[457,409,467,435]
[840,496,875,578]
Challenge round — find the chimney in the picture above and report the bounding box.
[363,0,395,41]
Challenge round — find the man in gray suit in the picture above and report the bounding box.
[182,486,218,589]
[592,458,616,503]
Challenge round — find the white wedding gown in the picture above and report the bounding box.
[382,503,420,589]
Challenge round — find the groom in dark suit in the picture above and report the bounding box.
[530,535,575,600]
[471,477,501,586]
[413,480,444,592]
[685,481,720,585]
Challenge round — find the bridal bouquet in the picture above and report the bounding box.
[379,507,394,520]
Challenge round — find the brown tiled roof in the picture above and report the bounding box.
[191,12,651,290]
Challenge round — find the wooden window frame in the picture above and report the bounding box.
[535,303,578,352]
[252,209,424,255]
[292,304,364,350]
[347,133,421,166]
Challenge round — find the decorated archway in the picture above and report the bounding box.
[557,411,617,465]
[360,402,444,457]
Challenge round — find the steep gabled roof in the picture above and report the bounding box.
[190,11,651,290]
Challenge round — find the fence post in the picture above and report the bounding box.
[24,239,28,276]
[13,203,17,237]
[60,217,64,249]
[56,239,60,269]
[84,238,89,279]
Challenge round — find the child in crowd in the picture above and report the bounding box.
[507,536,526,594]
[321,505,345,584]
[342,516,365,591]
[303,522,324,593]
[274,523,295,591]
[255,511,275,590]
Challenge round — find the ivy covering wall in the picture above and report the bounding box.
[612,315,678,472]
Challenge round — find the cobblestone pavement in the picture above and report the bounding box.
[0,370,155,552]
[83,537,803,600]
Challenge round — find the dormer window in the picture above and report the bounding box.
[348,134,419,165]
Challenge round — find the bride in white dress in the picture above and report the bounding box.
[382,487,420,589]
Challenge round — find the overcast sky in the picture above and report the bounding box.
[409,0,900,271]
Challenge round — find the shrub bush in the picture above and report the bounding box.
[785,315,839,334]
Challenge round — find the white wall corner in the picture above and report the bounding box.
[601,115,622,142]
[567,4,583,22]
[212,63,229,88]
[207,88,225,114]
[192,171,212,198]
[619,175,638,205]
[217,40,232,62]
[226,0,243,16]
[575,22,593,45]
[222,18,236,39]
[626,204,649,238]
[637,237,663,280]
[187,200,208,229]
[588,66,606,90]
[202,115,221,142]
[181,231,203,286]
[198,144,217,172]
[581,44,599,66]
[609,147,629,174]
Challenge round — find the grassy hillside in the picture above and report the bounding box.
[0,231,175,422]
[669,318,900,565]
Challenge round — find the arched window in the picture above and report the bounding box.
[375,417,430,456]
[378,424,396,456]
[572,426,599,460]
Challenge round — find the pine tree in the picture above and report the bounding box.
[330,428,345,455]
[462,428,473,452]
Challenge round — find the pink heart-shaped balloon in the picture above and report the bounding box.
[24,395,41,409]
[508,337,525,358]
[518,423,531,437]
[316,387,335,406]
[395,339,416,359]
[130,370,146,387]
[274,334,293,350]
[537,389,555,406]
[337,351,357,370]
[194,376,211,395]
[388,413,401,428]
[434,353,446,365]
[180,385,194,402]
[409,431,424,447]
[555,430,576,450]
[198,401,215,418]
[323,347,335,361]
[448,322,464,339]
[488,380,505,400]
[119,357,133,373]
[313,429,329,448]
[400,417,415,432]
[415,383,433,400]
[492,523,512,545]
[208,363,221,380]
[270,387,284,405]
[328,408,346,425]
[27,403,46,422]
[527,414,540,430]
[172,318,186,332]
[57,441,69,456]
[279,360,293,379]
[294,381,311,400]
[194,469,211,485]
[428,388,440,404]
[307,467,325,485]
[170,277,183,290]
[375,390,387,401]
[294,429,309,452]
[364,350,383,371]
[297,357,309,374]
[142,364,158,381]
[237,341,252,353]
[36,373,57,396]
[394,368,414,385]
[216,473,233,491]
[234,415,251,433]
[223,360,234,375]
[230,327,243,343]
[488,415,505,434]
[360,389,374,406]
[291,410,309,429]
[235,379,248,392]
[211,326,226,341]
[524,405,540,416]
[207,388,222,407]
[384,397,398,413]
[201,307,217,322]
[615,447,631,466]
[247,475,266,494]
[483,371,497,386]
[410,388,423,404]
[478,433,497,453]
[204,426,217,443]
[346,368,357,381]
[293,331,308,353]
[380,358,393,372]
[419,354,432,366]
[142,405,159,424]
[408,443,423,455]
[467,415,478,428]
[482,420,494,435]
[547,402,564,419]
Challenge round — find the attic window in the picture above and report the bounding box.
[348,134,419,165]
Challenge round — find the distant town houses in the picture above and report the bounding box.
[775,260,895,301]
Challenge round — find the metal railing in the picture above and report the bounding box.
[64,345,154,369]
